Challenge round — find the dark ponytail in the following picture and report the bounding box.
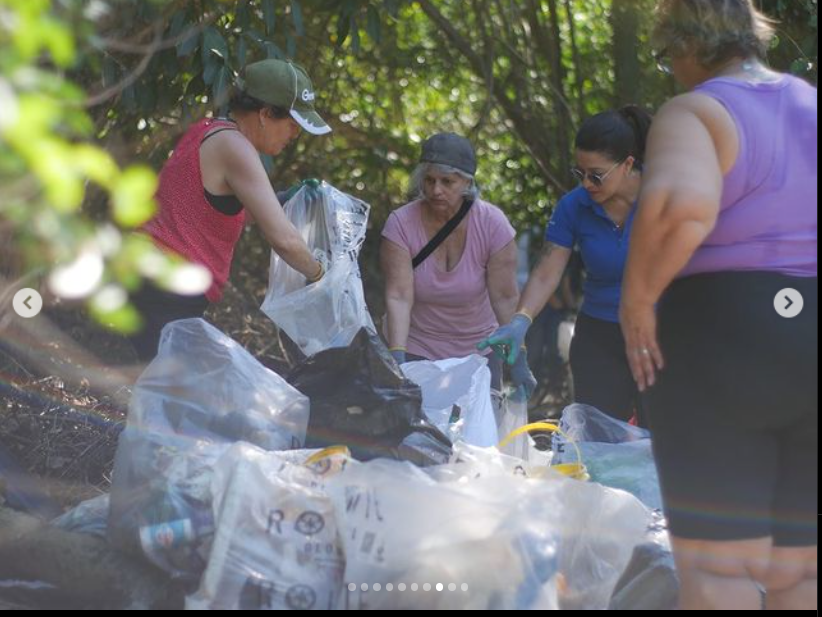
[575,105,653,169]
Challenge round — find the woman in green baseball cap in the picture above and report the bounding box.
[132,59,331,362]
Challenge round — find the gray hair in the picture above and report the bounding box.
[653,0,776,69]
[407,163,481,202]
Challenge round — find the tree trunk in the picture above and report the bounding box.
[611,0,642,106]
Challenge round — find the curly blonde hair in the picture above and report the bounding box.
[653,0,776,68]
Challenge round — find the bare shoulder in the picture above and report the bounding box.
[652,92,738,173]
[657,91,732,127]
[202,127,257,162]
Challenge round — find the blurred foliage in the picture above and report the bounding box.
[0,0,816,332]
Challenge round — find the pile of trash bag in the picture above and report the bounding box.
[261,183,376,357]
[107,319,311,579]
[90,318,673,609]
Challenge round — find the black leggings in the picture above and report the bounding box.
[128,283,209,362]
[569,312,644,424]
[647,272,818,546]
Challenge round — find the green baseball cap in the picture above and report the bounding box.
[236,59,331,135]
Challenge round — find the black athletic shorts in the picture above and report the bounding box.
[128,282,209,362]
[570,312,645,424]
[646,272,818,546]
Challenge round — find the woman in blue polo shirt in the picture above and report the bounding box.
[481,106,652,422]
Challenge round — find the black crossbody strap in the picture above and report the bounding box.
[412,198,474,269]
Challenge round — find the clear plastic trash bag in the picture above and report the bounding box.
[552,404,663,511]
[261,183,376,357]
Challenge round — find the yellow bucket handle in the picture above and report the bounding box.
[498,421,588,481]
[305,445,351,466]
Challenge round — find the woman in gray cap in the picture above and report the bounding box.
[381,133,536,397]
[132,59,331,361]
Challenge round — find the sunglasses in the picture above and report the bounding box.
[570,159,624,187]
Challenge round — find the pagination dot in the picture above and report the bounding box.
[448,583,457,592]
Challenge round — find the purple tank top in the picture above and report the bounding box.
[680,75,817,278]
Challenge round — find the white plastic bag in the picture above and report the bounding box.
[401,355,498,447]
[261,183,376,357]
[187,444,347,610]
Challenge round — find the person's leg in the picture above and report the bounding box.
[764,546,817,610]
[569,313,636,421]
[128,283,209,363]
[671,536,771,610]
[767,405,818,610]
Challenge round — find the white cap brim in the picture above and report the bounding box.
[291,109,332,135]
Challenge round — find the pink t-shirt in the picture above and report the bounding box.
[382,199,516,360]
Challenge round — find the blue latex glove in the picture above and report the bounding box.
[510,353,538,401]
[279,178,321,203]
[390,349,407,366]
[478,313,532,365]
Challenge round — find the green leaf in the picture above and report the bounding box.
[203,56,220,85]
[245,28,265,46]
[262,0,277,35]
[213,66,231,107]
[168,11,187,38]
[111,166,158,228]
[366,5,381,43]
[235,1,250,29]
[176,29,200,58]
[350,16,360,53]
[291,0,305,36]
[202,26,228,64]
[286,31,297,58]
[236,36,248,67]
[384,0,401,19]
[336,13,351,46]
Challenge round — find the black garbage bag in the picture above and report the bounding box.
[288,329,452,466]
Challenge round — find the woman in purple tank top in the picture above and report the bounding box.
[621,0,817,610]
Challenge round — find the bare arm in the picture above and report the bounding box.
[517,242,572,320]
[218,133,321,279]
[381,238,415,350]
[487,240,520,326]
[621,93,733,389]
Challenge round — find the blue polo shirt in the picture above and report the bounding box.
[545,186,637,323]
